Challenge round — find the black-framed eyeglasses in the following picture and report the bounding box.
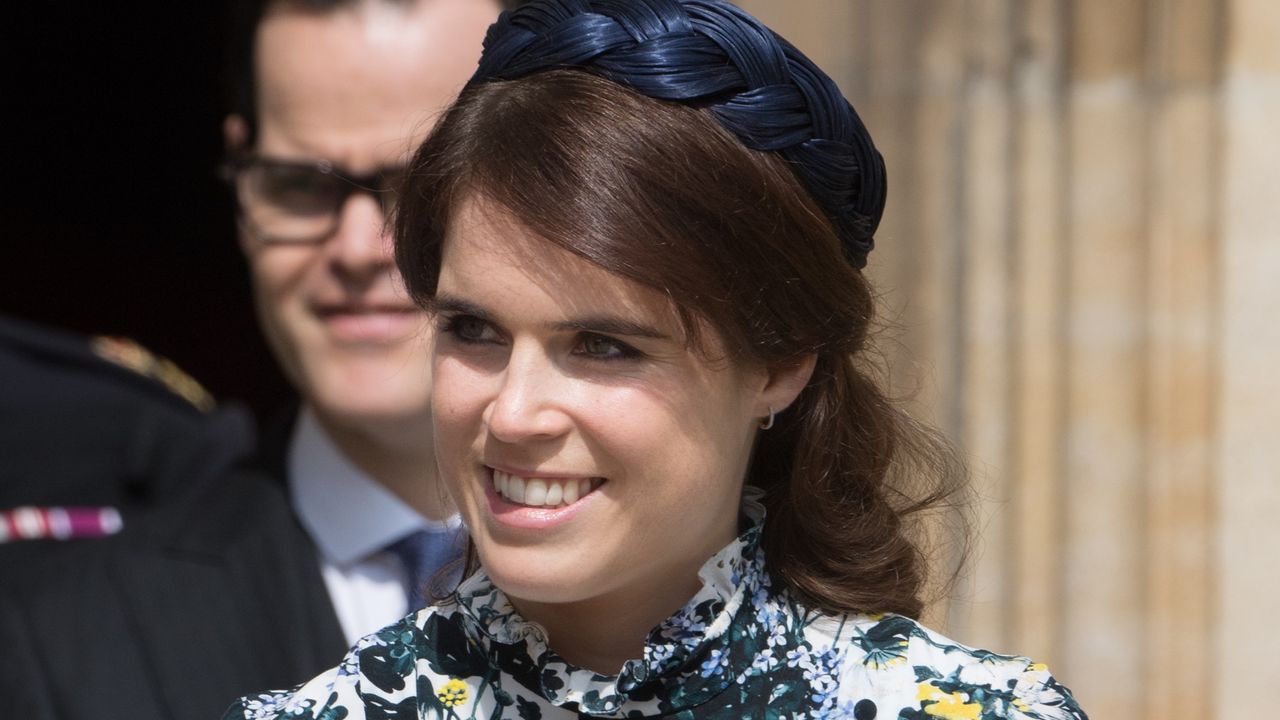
[219,154,406,244]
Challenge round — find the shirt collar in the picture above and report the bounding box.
[288,407,459,567]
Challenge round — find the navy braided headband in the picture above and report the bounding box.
[468,0,887,269]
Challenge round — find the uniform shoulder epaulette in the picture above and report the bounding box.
[89,335,217,412]
[0,315,221,414]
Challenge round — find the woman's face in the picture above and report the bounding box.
[432,198,776,613]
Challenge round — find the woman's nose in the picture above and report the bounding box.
[483,345,571,443]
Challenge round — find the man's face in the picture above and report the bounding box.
[233,0,498,429]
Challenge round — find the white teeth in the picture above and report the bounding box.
[544,482,563,506]
[524,479,547,506]
[492,469,600,508]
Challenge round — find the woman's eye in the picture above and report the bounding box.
[440,315,496,344]
[576,333,641,361]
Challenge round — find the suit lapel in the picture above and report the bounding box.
[111,422,347,720]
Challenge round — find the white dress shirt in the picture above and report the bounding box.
[288,409,461,646]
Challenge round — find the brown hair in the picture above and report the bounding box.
[397,70,967,619]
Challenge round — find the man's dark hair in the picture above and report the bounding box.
[223,0,527,146]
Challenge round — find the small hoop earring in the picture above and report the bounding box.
[760,406,775,430]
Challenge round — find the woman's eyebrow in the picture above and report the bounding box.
[435,293,669,339]
[431,295,494,321]
[553,317,669,340]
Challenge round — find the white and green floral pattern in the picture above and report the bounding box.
[225,497,1086,720]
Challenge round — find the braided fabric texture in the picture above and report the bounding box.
[470,0,887,268]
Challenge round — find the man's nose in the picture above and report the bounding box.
[326,192,393,280]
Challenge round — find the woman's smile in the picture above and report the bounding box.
[481,465,607,530]
[490,468,605,508]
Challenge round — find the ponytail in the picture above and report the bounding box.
[752,352,969,619]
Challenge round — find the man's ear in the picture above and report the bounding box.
[757,354,817,421]
[223,114,253,255]
[223,114,248,152]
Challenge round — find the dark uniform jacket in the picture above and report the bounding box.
[0,314,254,513]
[0,428,348,720]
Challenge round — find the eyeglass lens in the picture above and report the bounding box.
[234,161,401,243]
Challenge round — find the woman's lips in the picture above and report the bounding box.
[482,467,604,530]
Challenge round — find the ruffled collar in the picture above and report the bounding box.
[447,488,777,716]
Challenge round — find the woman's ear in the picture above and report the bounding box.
[757,354,817,419]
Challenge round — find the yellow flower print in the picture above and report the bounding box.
[917,683,981,720]
[436,678,469,708]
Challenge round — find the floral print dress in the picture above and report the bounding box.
[225,497,1086,720]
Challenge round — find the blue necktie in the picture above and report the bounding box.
[385,528,463,611]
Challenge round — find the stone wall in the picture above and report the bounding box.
[738,1,1279,716]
